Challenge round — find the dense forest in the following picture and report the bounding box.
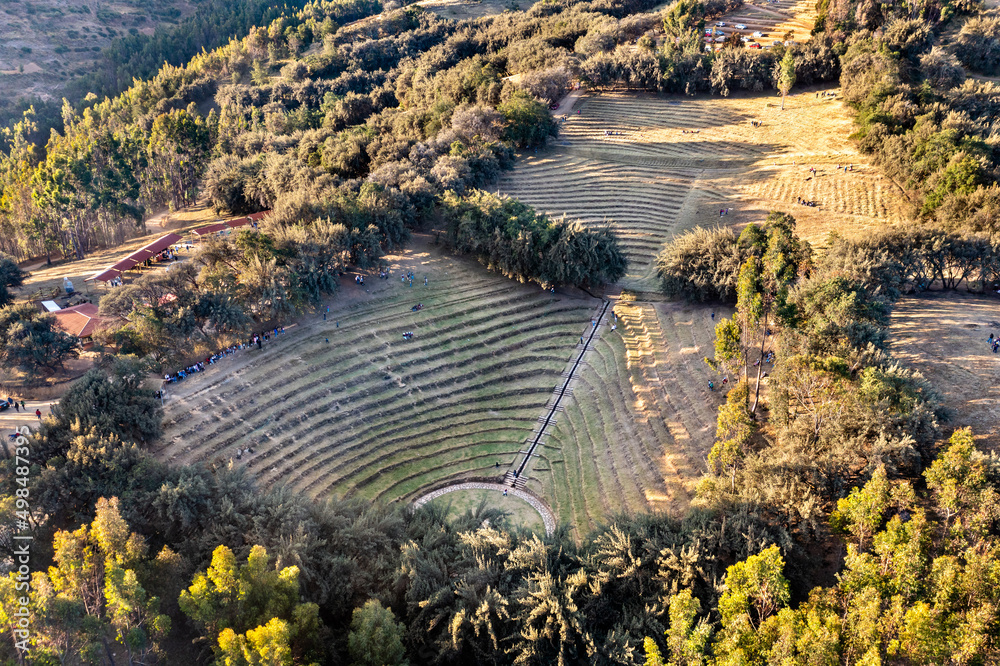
[2,0,1000,660]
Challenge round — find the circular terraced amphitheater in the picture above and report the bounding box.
[156,238,597,504]
[156,83,908,538]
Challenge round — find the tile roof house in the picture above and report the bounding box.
[50,303,107,346]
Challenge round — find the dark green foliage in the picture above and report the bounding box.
[50,356,163,446]
[656,227,745,302]
[498,92,558,148]
[0,252,25,307]
[657,215,810,303]
[440,189,627,288]
[348,600,407,666]
[839,20,1000,228]
[0,302,78,376]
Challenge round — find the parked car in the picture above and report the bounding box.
[716,21,726,26]
[749,42,762,48]
[773,40,783,45]
[735,23,747,29]
[741,35,751,42]
[715,36,726,42]
[753,31,764,37]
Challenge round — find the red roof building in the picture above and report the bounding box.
[86,233,183,282]
[50,303,107,341]
[193,222,230,236]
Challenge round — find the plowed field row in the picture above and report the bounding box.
[529,301,728,536]
[500,154,693,267]
[157,245,596,503]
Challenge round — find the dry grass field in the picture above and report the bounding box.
[416,0,512,21]
[888,292,1000,450]
[155,236,597,504]
[500,89,907,292]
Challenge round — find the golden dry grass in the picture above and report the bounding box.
[501,89,907,292]
[888,292,1000,451]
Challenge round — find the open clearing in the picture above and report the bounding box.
[888,292,1000,450]
[156,236,598,504]
[500,89,906,292]
[417,0,511,21]
[425,488,545,534]
[0,0,195,105]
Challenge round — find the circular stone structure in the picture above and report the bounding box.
[413,482,556,536]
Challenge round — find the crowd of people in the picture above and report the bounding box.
[162,327,287,384]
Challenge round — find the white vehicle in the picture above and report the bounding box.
[716,21,726,26]
[773,40,783,45]
[735,23,747,29]
[752,30,764,37]
[715,36,726,42]
[785,40,796,45]
[741,35,751,42]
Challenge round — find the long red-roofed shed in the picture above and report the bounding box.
[85,233,184,282]
[132,233,181,256]
[193,222,229,236]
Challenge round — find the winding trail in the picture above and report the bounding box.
[412,482,556,536]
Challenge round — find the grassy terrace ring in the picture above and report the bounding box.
[412,482,556,536]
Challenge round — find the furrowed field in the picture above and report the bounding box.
[500,89,906,290]
[156,237,599,504]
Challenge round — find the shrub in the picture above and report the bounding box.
[955,15,1000,75]
[440,189,627,288]
[656,227,747,302]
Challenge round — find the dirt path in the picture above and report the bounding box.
[553,88,586,117]
[0,400,57,434]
